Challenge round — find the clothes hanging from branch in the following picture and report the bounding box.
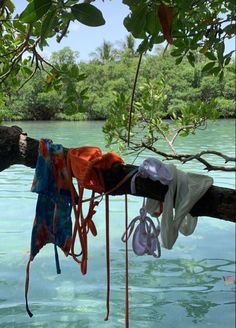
[145,164,214,249]
[25,139,72,317]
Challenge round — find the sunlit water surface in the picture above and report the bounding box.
[0,120,235,328]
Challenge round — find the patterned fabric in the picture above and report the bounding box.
[30,139,72,259]
[25,139,73,317]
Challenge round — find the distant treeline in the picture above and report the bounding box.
[0,42,235,121]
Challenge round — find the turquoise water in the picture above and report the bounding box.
[0,120,235,328]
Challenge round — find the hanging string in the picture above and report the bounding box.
[25,259,33,317]
[104,194,110,321]
[125,194,129,328]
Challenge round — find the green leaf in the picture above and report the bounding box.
[175,56,183,65]
[40,7,57,40]
[13,17,27,33]
[216,42,225,63]
[223,23,236,36]
[187,52,195,67]
[123,4,147,38]
[80,87,89,97]
[150,35,165,44]
[20,0,52,23]
[137,37,149,53]
[223,51,234,66]
[122,0,137,6]
[219,70,224,81]
[209,66,221,76]
[205,51,217,61]
[71,4,105,27]
[22,66,33,75]
[171,49,183,57]
[202,61,215,73]
[146,9,160,35]
[6,0,15,13]
[224,56,231,66]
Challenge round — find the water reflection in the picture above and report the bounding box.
[0,253,234,327]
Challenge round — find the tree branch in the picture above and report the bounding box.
[0,125,235,223]
[140,142,236,172]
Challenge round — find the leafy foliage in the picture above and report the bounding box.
[103,79,219,154]
[0,1,235,163]
[0,0,235,170]
[123,0,235,77]
[0,0,106,92]
[0,45,235,121]
[0,0,235,90]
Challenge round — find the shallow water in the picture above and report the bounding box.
[0,120,235,328]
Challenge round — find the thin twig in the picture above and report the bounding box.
[18,65,38,91]
[170,124,199,145]
[57,20,70,43]
[140,142,236,171]
[194,150,236,163]
[127,52,143,146]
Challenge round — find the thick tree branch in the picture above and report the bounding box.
[0,125,235,223]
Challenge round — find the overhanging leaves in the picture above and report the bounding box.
[40,7,58,41]
[19,0,52,23]
[71,3,105,27]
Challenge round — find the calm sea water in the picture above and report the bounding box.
[0,120,235,328]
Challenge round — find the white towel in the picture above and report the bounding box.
[145,164,213,249]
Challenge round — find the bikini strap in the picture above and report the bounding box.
[121,216,141,242]
[124,194,129,328]
[104,194,110,321]
[25,258,33,318]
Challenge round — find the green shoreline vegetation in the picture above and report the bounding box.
[0,44,235,122]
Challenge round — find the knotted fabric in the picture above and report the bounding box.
[122,200,161,258]
[131,157,173,194]
[146,164,213,249]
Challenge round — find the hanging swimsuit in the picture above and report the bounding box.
[122,199,161,258]
[25,139,72,317]
[67,146,124,320]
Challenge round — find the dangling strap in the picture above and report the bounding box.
[25,259,33,318]
[70,186,99,275]
[53,203,61,274]
[104,194,110,321]
[121,216,140,242]
[80,168,139,204]
[125,194,129,328]
[54,244,61,274]
[70,188,84,268]
[67,155,83,267]
[80,190,98,275]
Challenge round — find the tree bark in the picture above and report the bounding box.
[0,125,235,223]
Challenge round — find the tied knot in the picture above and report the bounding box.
[121,204,161,258]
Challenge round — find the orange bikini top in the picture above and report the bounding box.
[67,146,123,193]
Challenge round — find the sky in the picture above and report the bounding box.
[14,0,235,61]
[14,0,130,61]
